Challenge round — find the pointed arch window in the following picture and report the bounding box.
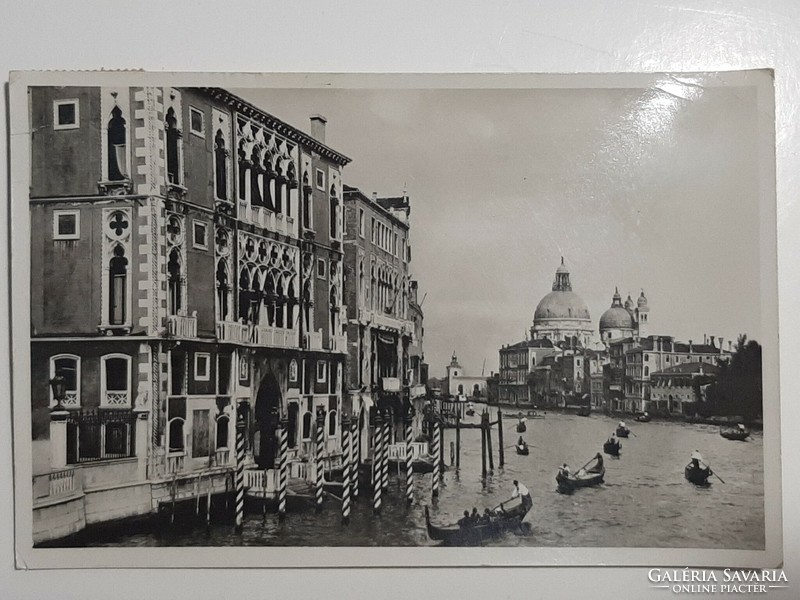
[214,130,228,200]
[216,260,231,322]
[238,269,251,323]
[250,149,263,207]
[109,246,128,325]
[168,248,183,316]
[329,185,339,240]
[107,106,127,181]
[302,171,312,230]
[165,107,182,185]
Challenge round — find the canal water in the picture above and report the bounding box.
[79,407,765,549]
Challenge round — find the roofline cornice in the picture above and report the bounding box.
[200,87,352,166]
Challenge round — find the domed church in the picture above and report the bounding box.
[599,288,650,342]
[531,258,593,346]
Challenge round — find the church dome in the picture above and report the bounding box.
[599,287,634,331]
[599,306,635,330]
[534,291,591,321]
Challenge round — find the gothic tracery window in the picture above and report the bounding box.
[107,106,127,181]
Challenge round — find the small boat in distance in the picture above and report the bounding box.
[576,406,591,417]
[603,438,621,456]
[424,502,531,545]
[720,424,750,441]
[516,418,527,433]
[616,422,630,438]
[516,441,530,456]
[635,412,651,422]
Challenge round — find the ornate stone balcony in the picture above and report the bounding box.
[167,312,197,338]
[303,330,323,350]
[216,320,299,349]
[358,308,414,336]
[330,333,348,353]
[217,320,251,344]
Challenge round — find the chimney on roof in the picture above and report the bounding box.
[709,335,715,348]
[703,333,707,345]
[372,192,378,201]
[310,114,327,144]
[689,340,693,354]
[728,340,732,352]
[718,337,724,354]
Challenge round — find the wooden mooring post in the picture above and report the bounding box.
[497,408,505,468]
[455,413,461,470]
[234,405,247,532]
[373,413,383,514]
[485,411,494,472]
[315,409,326,513]
[480,420,487,480]
[278,419,289,520]
[341,416,352,525]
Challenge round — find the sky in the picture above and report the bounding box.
[237,77,767,377]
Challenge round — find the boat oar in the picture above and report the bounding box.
[577,455,599,472]
[629,431,638,437]
[704,464,726,484]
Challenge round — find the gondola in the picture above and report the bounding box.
[556,463,605,492]
[516,421,527,433]
[603,439,621,456]
[424,502,531,545]
[576,406,591,417]
[635,412,651,423]
[524,410,546,419]
[466,408,475,417]
[720,426,749,441]
[685,462,712,485]
[515,442,529,456]
[615,425,630,438]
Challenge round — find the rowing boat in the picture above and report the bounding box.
[424,501,531,545]
[615,426,630,438]
[556,464,605,492]
[516,442,529,456]
[685,462,712,485]
[603,440,621,456]
[719,426,749,441]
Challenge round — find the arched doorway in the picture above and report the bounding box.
[254,372,282,469]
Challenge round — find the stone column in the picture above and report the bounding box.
[134,408,149,480]
[50,410,70,469]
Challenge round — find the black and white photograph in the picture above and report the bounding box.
[10,70,780,569]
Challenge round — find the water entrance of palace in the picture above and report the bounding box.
[68,408,765,550]
[253,372,282,469]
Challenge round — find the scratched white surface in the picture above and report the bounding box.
[1,1,799,599]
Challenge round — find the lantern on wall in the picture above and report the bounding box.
[49,372,67,411]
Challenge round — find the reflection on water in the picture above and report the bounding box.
[81,410,765,549]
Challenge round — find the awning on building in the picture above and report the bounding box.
[382,377,401,392]
[410,384,427,399]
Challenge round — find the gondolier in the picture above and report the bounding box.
[508,480,533,511]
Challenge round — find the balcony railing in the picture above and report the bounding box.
[217,320,250,344]
[303,330,323,350]
[217,320,299,348]
[166,453,185,475]
[358,308,413,335]
[103,391,130,407]
[330,334,347,353]
[386,441,429,462]
[212,448,230,468]
[66,409,136,463]
[244,207,298,239]
[252,324,299,348]
[33,467,81,502]
[167,313,197,338]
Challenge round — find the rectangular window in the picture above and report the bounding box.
[217,353,232,395]
[371,217,376,244]
[316,361,327,383]
[193,220,208,250]
[359,208,365,237]
[192,409,210,458]
[53,209,80,241]
[195,352,211,381]
[53,99,79,130]
[316,168,325,191]
[189,107,205,137]
[317,257,327,279]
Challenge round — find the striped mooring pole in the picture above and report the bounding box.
[234,408,247,532]
[351,419,360,499]
[431,418,440,498]
[341,416,352,524]
[404,414,414,506]
[373,413,383,514]
[381,410,390,492]
[315,409,326,513]
[277,420,289,520]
